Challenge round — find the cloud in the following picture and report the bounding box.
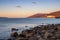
[32,2,37,4]
[16,5,22,8]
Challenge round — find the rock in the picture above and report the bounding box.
[16,38,28,40]
[11,32,18,38]
[7,38,11,40]
[25,26,28,27]
[8,24,60,40]
[18,34,26,38]
[11,28,19,32]
[29,36,39,40]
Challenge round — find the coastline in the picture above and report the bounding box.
[8,24,60,40]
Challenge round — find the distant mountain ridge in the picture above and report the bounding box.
[28,13,47,18]
[0,17,8,18]
[28,11,60,18]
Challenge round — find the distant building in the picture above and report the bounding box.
[47,15,55,18]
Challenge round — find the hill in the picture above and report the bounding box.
[28,13,47,18]
[48,11,60,18]
[28,11,60,18]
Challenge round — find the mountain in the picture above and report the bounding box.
[48,11,60,18]
[28,11,60,18]
[0,17,8,19]
[28,13,47,18]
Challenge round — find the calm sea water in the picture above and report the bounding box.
[0,18,60,39]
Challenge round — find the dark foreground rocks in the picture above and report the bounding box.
[8,24,60,40]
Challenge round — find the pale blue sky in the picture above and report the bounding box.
[0,0,60,18]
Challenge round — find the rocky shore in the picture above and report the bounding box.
[8,24,60,40]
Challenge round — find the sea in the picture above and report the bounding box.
[0,18,60,39]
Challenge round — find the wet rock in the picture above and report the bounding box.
[7,38,11,40]
[25,26,28,27]
[18,34,26,38]
[16,37,28,40]
[11,28,19,32]
[8,24,60,40]
[11,32,18,38]
[29,36,39,40]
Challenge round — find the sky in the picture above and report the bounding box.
[0,0,60,18]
